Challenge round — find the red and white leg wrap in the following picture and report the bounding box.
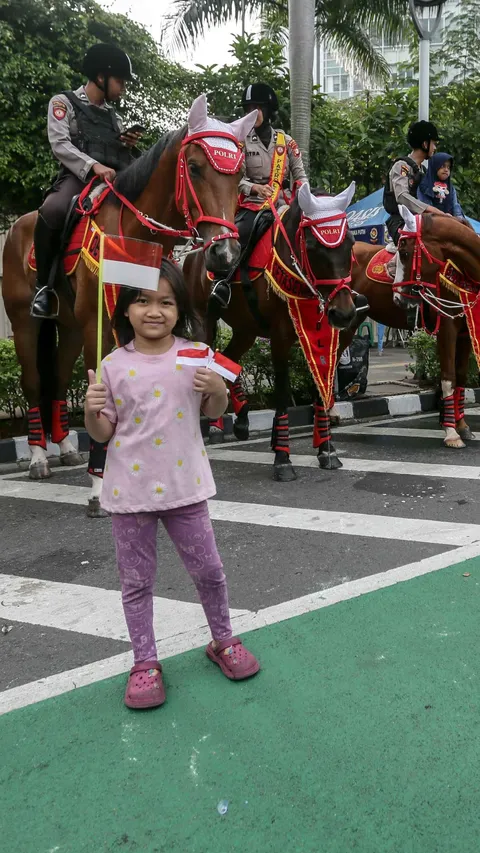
[27,406,46,449]
[454,387,465,424]
[442,394,456,430]
[271,413,290,454]
[51,400,69,444]
[229,376,248,417]
[313,400,331,448]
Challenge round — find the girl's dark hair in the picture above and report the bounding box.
[111,258,204,346]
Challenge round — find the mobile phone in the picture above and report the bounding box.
[123,124,146,135]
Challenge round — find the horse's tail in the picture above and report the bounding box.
[36,320,57,437]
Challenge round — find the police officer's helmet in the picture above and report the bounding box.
[83,44,134,82]
[241,83,279,114]
[407,120,439,151]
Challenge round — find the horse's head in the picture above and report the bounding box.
[294,182,357,329]
[393,206,445,310]
[178,94,257,276]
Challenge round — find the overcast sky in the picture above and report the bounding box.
[101,0,259,69]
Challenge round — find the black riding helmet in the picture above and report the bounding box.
[241,83,279,119]
[407,120,439,153]
[83,43,134,86]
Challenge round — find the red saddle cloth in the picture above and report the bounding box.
[365,247,394,284]
[207,225,274,283]
[28,217,93,276]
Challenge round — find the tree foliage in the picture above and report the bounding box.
[0,0,199,217]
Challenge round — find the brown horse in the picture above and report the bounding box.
[313,209,480,469]
[184,181,358,482]
[2,95,256,513]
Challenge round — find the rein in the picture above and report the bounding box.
[76,129,244,254]
[394,215,480,327]
[267,200,353,309]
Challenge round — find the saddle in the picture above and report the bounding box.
[28,184,108,277]
[365,247,395,284]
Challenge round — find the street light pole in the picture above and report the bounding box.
[408,0,445,120]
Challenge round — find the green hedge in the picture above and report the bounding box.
[0,338,88,419]
[407,330,479,387]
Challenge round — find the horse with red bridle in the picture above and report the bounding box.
[2,95,256,514]
[313,207,480,466]
[184,181,359,482]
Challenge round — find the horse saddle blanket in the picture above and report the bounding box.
[28,217,103,277]
[365,247,394,284]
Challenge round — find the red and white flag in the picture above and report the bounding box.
[101,234,163,291]
[176,347,241,382]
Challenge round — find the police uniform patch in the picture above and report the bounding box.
[52,99,67,121]
[288,139,301,157]
[276,145,285,155]
[400,164,409,177]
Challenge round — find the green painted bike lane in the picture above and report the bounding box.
[2,558,480,853]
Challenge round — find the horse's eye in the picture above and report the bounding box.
[188,161,201,177]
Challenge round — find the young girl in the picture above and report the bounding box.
[417,152,465,219]
[84,259,259,709]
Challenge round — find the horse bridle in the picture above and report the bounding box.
[268,200,354,310]
[77,129,244,254]
[394,215,479,323]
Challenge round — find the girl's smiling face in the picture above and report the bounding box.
[437,161,451,182]
[125,279,179,343]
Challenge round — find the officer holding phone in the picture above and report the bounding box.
[31,42,143,319]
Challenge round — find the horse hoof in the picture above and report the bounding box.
[233,421,250,441]
[60,451,84,467]
[444,438,466,449]
[87,497,108,519]
[458,426,475,442]
[273,463,297,482]
[318,451,343,470]
[29,462,52,480]
[208,428,225,445]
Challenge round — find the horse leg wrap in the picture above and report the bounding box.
[454,387,465,424]
[27,407,47,450]
[87,440,108,477]
[51,400,69,444]
[230,376,249,418]
[271,413,290,454]
[209,417,224,432]
[313,401,331,448]
[442,394,456,430]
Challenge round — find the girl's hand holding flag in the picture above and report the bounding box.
[193,366,228,419]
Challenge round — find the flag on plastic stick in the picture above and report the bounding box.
[102,234,163,291]
[176,346,241,382]
[96,232,163,381]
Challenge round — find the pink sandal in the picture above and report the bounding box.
[206,637,260,681]
[124,660,166,709]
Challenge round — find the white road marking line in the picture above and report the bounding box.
[334,426,480,441]
[208,449,480,480]
[1,479,479,545]
[2,541,480,715]
[0,573,249,641]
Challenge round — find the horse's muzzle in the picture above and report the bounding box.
[204,238,241,277]
[327,304,357,330]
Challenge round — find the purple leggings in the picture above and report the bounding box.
[111,501,233,663]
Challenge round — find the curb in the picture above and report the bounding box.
[1,388,480,464]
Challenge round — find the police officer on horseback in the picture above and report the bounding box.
[383,119,449,246]
[210,82,307,308]
[31,43,140,319]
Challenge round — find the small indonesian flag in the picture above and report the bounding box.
[176,346,241,382]
[101,234,163,291]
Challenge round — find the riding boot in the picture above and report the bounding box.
[30,214,60,319]
[209,279,232,309]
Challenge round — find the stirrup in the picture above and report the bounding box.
[210,280,231,309]
[30,285,60,320]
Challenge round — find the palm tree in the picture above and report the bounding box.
[289,0,315,171]
[163,1,409,82]
[164,0,409,173]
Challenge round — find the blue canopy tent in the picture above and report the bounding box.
[347,188,480,245]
